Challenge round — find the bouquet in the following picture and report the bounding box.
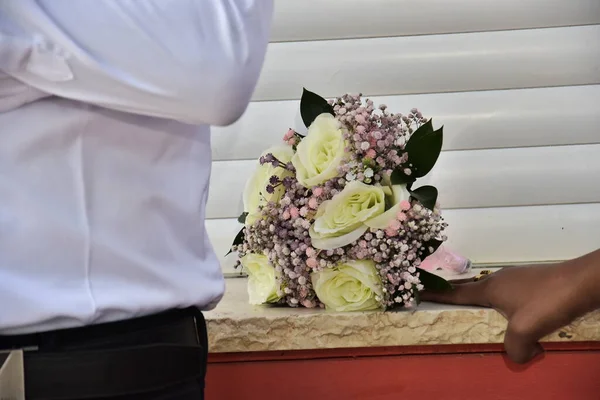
[229,88,458,311]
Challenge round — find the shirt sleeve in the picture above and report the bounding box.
[0,0,273,126]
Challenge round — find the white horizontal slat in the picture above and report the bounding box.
[271,0,600,42]
[208,203,600,274]
[206,144,600,219]
[213,85,600,161]
[253,25,600,101]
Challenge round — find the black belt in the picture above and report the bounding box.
[0,307,207,399]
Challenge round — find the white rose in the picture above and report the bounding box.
[291,113,345,187]
[365,184,411,229]
[243,146,294,225]
[390,184,411,204]
[240,253,281,305]
[309,181,386,250]
[312,260,384,312]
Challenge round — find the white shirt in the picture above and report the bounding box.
[0,0,273,334]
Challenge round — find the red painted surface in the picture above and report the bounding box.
[206,344,600,400]
[208,341,600,363]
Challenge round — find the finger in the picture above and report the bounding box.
[504,321,545,365]
[420,281,490,307]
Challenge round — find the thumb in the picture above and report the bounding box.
[504,320,545,364]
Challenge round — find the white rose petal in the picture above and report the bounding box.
[364,203,401,229]
[365,183,411,229]
[390,184,411,204]
[310,224,369,251]
[292,113,345,187]
[309,181,386,249]
[240,253,282,305]
[311,260,384,312]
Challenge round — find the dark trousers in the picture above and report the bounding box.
[99,379,204,400]
[0,308,208,400]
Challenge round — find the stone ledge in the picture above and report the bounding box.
[205,277,600,353]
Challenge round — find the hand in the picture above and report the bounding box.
[421,257,599,364]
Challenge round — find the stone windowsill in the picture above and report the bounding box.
[205,275,600,354]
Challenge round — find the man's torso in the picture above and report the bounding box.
[0,72,224,334]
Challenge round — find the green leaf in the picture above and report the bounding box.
[300,88,335,128]
[237,212,249,224]
[416,267,452,292]
[390,169,416,185]
[225,228,245,256]
[410,185,438,211]
[413,289,422,305]
[405,120,443,178]
[419,238,443,259]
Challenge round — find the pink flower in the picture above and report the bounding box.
[283,129,295,141]
[287,137,297,146]
[290,207,300,218]
[313,187,323,197]
[400,200,411,211]
[308,197,318,209]
[388,219,401,230]
[365,149,377,159]
[356,126,366,134]
[299,207,309,217]
[355,115,366,124]
[359,240,368,248]
[306,247,316,257]
[385,228,398,237]
[302,300,316,308]
[282,210,291,220]
[396,211,407,221]
[306,257,318,268]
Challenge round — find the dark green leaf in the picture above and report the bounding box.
[419,238,443,259]
[405,120,443,178]
[413,290,421,305]
[416,267,452,292]
[390,169,416,185]
[237,212,249,224]
[410,185,438,211]
[225,228,245,256]
[300,88,334,128]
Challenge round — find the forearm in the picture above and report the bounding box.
[570,248,600,314]
[1,0,273,125]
